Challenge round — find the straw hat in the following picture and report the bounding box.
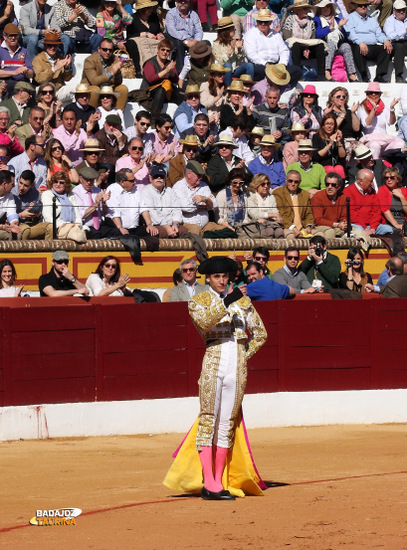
[315,0,337,9]
[75,83,91,94]
[265,64,290,86]
[209,63,230,73]
[287,122,310,134]
[297,139,317,152]
[185,84,201,95]
[260,134,281,148]
[227,80,247,94]
[43,32,62,45]
[216,133,238,148]
[254,8,274,21]
[354,144,373,160]
[179,134,200,146]
[239,74,255,85]
[80,138,105,152]
[189,41,212,59]
[394,0,407,8]
[217,16,235,31]
[95,85,120,98]
[289,0,315,10]
[251,127,265,137]
[135,0,158,9]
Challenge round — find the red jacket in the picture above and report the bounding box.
[377,185,407,224]
[311,189,347,227]
[343,183,381,230]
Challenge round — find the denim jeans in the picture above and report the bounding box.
[23,33,72,60]
[223,62,254,86]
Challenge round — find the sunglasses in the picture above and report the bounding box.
[162,125,172,130]
[231,180,245,185]
[184,146,197,151]
[259,182,270,186]
[182,267,196,273]
[125,179,136,183]
[303,93,316,98]
[54,180,66,185]
[104,263,117,269]
[287,178,300,183]
[334,94,346,99]
[131,146,144,151]
[187,94,200,99]
[0,156,7,161]
[100,47,114,53]
[366,91,381,95]
[35,142,45,148]
[385,175,396,179]
[41,90,54,95]
[139,121,149,126]
[254,256,267,261]
[32,117,44,122]
[55,259,68,265]
[326,182,338,188]
[286,255,299,260]
[51,146,63,151]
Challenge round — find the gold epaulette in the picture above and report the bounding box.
[236,295,251,308]
[191,291,212,306]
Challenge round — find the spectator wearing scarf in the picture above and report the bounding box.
[215,168,250,231]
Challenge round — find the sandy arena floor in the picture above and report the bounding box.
[1,424,407,550]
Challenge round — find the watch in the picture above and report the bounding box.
[70,276,76,283]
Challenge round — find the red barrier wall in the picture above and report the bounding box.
[1,297,407,407]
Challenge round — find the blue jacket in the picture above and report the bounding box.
[173,101,207,139]
[248,156,285,189]
[247,277,290,301]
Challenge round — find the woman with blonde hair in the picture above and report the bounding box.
[42,171,83,237]
[377,167,407,234]
[326,86,361,161]
[247,173,284,238]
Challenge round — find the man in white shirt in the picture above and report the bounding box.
[0,169,21,240]
[172,160,221,235]
[141,163,187,238]
[244,9,299,83]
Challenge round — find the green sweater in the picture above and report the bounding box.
[286,161,327,193]
[299,252,341,289]
[220,0,253,17]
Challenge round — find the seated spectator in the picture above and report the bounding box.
[248,125,265,158]
[53,108,88,167]
[96,0,133,49]
[244,246,273,277]
[36,82,63,130]
[8,135,47,191]
[216,168,250,233]
[272,247,316,294]
[207,133,245,194]
[346,145,387,189]
[273,170,316,238]
[32,32,74,103]
[168,134,199,187]
[162,267,184,301]
[64,83,99,133]
[286,139,327,197]
[0,169,21,240]
[247,172,284,238]
[311,172,347,239]
[244,9,297,82]
[0,24,34,98]
[282,122,309,170]
[377,167,407,234]
[290,85,325,138]
[0,81,34,126]
[141,162,187,238]
[299,235,341,290]
[42,171,83,237]
[77,138,110,189]
[220,0,252,38]
[19,0,71,62]
[164,0,203,73]
[183,113,217,163]
[356,83,404,160]
[199,63,229,114]
[325,87,361,162]
[81,38,128,112]
[45,138,79,185]
[240,73,256,105]
[174,84,208,139]
[149,113,180,163]
[0,259,23,296]
[54,0,102,54]
[244,0,280,34]
[115,137,150,190]
[383,0,407,83]
[246,260,295,301]
[0,144,10,168]
[223,113,254,164]
[365,256,407,297]
[39,250,88,297]
[72,166,110,239]
[343,168,393,237]
[140,38,182,124]
[123,110,153,144]
[251,63,294,108]
[344,0,392,83]
[212,17,254,86]
[172,160,220,234]
[13,169,52,240]
[339,247,373,293]
[312,115,346,178]
[169,258,208,302]
[86,255,133,296]
[252,85,290,140]
[248,134,285,187]
[102,167,158,238]
[95,114,128,180]
[314,0,358,82]
[125,0,163,76]
[0,106,23,158]
[95,86,125,129]
[178,41,213,89]
[15,106,52,150]
[219,79,253,132]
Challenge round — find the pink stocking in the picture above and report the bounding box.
[214,446,229,486]
[199,446,222,492]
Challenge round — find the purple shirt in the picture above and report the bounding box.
[0,42,33,80]
[52,126,88,166]
[115,156,150,191]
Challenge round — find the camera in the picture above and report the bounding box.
[345,260,355,267]
[314,246,323,256]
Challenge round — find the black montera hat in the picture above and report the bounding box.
[198,256,238,275]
